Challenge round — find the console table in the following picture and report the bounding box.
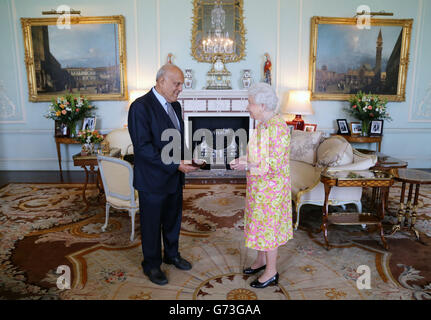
[55,137,80,177]
[332,135,382,152]
[320,170,394,250]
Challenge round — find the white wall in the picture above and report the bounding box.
[0,0,430,170]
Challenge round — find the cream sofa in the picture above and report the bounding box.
[289,131,377,230]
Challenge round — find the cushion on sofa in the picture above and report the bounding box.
[316,136,353,167]
[289,130,324,165]
[290,160,323,197]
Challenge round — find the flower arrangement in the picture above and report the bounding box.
[45,95,96,136]
[345,91,391,122]
[76,129,104,144]
[344,91,391,135]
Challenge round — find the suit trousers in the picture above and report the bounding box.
[138,188,183,273]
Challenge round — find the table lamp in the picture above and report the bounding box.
[283,90,314,130]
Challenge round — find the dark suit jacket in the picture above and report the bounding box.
[128,89,185,193]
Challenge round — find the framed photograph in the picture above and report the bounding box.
[55,120,68,137]
[304,123,317,132]
[286,121,296,134]
[308,17,413,101]
[21,16,128,102]
[336,119,350,135]
[369,120,384,136]
[350,122,362,135]
[82,117,96,131]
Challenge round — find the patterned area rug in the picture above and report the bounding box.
[0,182,430,300]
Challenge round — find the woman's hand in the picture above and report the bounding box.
[229,156,247,171]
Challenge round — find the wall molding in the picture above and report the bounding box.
[0,0,27,124]
[156,0,161,70]
[275,0,281,96]
[408,0,430,122]
[297,0,303,89]
[133,0,140,89]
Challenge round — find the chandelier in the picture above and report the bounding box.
[201,0,234,90]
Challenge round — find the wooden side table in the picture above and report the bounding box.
[320,170,394,250]
[55,134,107,179]
[389,169,431,244]
[369,152,408,210]
[72,148,121,211]
[73,153,102,211]
[332,135,382,152]
[55,136,80,178]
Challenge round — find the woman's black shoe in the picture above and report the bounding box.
[243,265,266,275]
[250,273,279,288]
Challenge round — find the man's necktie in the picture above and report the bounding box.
[166,102,180,131]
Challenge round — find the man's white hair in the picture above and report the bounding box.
[156,64,182,81]
[248,82,279,112]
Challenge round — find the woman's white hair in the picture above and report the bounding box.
[248,82,279,112]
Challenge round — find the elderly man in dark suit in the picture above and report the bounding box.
[128,64,197,285]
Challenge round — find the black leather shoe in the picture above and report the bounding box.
[243,265,266,275]
[143,267,168,286]
[250,273,279,288]
[163,255,192,271]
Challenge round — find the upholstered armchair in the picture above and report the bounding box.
[97,155,139,241]
[290,132,377,230]
[105,128,133,158]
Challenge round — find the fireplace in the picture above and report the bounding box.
[185,115,251,169]
[178,90,252,180]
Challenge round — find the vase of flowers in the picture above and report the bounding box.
[45,95,96,137]
[344,91,391,136]
[76,129,104,155]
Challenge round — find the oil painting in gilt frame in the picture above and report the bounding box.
[21,16,128,102]
[308,17,413,101]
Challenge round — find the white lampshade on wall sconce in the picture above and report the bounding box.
[282,90,314,130]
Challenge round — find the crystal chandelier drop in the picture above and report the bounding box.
[202,31,235,55]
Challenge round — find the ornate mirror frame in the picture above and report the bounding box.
[191,0,246,64]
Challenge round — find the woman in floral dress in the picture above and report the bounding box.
[231,83,292,288]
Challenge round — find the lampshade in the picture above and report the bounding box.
[128,89,148,108]
[282,90,314,115]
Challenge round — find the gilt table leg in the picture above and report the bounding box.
[379,187,389,250]
[390,182,406,235]
[410,184,425,245]
[56,140,64,182]
[81,165,90,211]
[322,183,332,250]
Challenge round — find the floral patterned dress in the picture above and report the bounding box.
[244,115,293,251]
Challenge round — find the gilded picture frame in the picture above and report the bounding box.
[308,17,413,101]
[191,0,246,63]
[21,15,128,102]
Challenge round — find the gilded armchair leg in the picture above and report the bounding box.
[294,204,301,230]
